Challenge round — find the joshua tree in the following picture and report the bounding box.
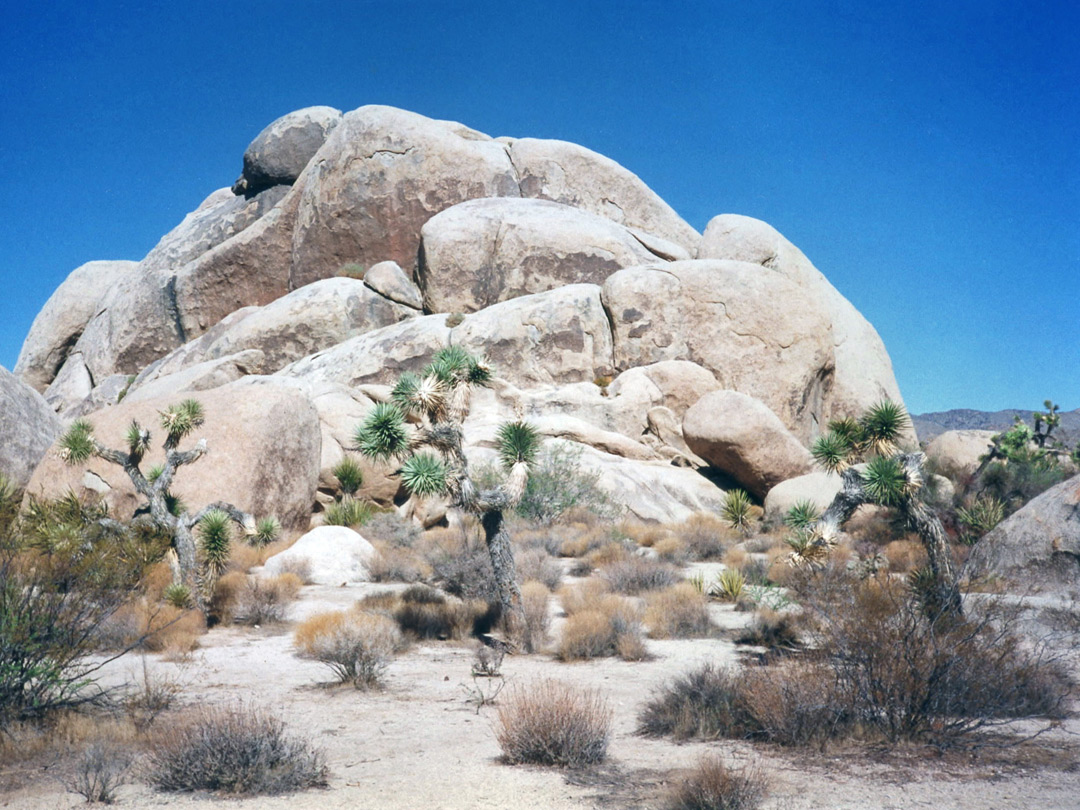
[58,399,257,610]
[353,347,540,642]
[794,401,961,617]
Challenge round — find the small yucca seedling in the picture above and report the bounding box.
[323,497,375,528]
[198,509,232,578]
[714,568,746,602]
[721,489,754,533]
[686,572,707,595]
[252,516,282,546]
[956,494,1005,544]
[332,456,364,497]
[783,499,821,530]
[164,583,192,609]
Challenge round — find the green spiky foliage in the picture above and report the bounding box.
[354,403,409,461]
[59,419,96,464]
[497,422,541,471]
[332,457,365,497]
[252,516,282,546]
[783,499,821,530]
[197,509,232,578]
[0,473,18,536]
[859,400,910,457]
[146,464,165,484]
[714,568,746,602]
[160,399,204,449]
[721,489,754,532]
[399,453,449,497]
[811,431,854,474]
[125,421,151,462]
[861,456,908,506]
[322,497,375,528]
[163,583,192,609]
[784,529,831,569]
[955,495,1006,545]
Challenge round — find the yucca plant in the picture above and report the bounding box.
[783,499,821,530]
[56,399,265,614]
[353,346,540,642]
[323,497,375,528]
[955,494,1005,545]
[252,516,282,547]
[332,457,365,497]
[714,568,746,602]
[163,583,192,609]
[721,489,754,533]
[198,509,232,596]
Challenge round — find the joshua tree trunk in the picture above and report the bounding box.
[480,508,524,636]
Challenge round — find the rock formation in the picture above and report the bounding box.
[12,105,910,525]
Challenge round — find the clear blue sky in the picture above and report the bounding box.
[2,1,1077,414]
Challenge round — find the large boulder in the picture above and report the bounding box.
[0,366,62,489]
[232,106,342,195]
[697,214,907,428]
[363,261,423,310]
[507,137,701,255]
[416,197,655,313]
[290,106,520,287]
[763,471,844,522]
[15,260,139,393]
[450,285,614,387]
[683,390,814,499]
[923,429,996,481]
[261,525,375,585]
[127,277,416,393]
[279,315,451,389]
[25,379,321,530]
[963,475,1080,596]
[602,260,834,442]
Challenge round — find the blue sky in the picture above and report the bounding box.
[2,1,1077,414]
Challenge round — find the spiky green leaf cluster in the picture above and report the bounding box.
[422,346,491,388]
[861,456,907,506]
[125,421,151,459]
[163,583,192,609]
[783,499,821,530]
[252,516,282,546]
[323,497,375,528]
[811,431,854,474]
[496,421,541,471]
[197,509,232,576]
[332,456,365,496]
[146,464,165,484]
[721,488,753,532]
[811,401,910,472]
[859,400,910,457]
[955,494,1005,544]
[714,568,746,601]
[160,399,205,448]
[354,403,409,461]
[400,453,449,497]
[59,419,96,465]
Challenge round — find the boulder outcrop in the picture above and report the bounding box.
[232,106,342,195]
[0,366,62,489]
[923,429,996,480]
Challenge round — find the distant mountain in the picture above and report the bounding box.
[912,407,1080,446]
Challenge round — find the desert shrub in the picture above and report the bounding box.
[367,540,431,583]
[65,740,133,804]
[676,513,732,560]
[881,538,926,574]
[337,262,366,279]
[294,610,404,688]
[652,534,689,563]
[557,587,644,661]
[322,496,375,528]
[521,581,551,653]
[0,497,156,721]
[146,702,327,794]
[645,583,713,639]
[495,680,612,766]
[426,529,498,602]
[389,585,494,640]
[735,609,802,653]
[515,548,563,590]
[232,574,302,625]
[361,511,422,548]
[667,754,767,810]
[955,494,1007,544]
[638,664,752,740]
[558,525,617,558]
[510,442,623,524]
[598,555,680,595]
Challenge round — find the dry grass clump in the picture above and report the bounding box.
[557,583,645,661]
[96,601,204,656]
[146,702,327,795]
[642,577,1074,748]
[667,754,768,810]
[495,680,612,767]
[881,538,927,574]
[515,548,563,590]
[65,740,133,804]
[356,586,498,640]
[366,539,432,583]
[233,574,302,625]
[521,581,552,653]
[294,610,404,688]
[652,535,689,563]
[645,582,713,639]
[558,526,616,558]
[619,522,673,549]
[735,609,803,653]
[675,513,734,560]
[598,554,680,595]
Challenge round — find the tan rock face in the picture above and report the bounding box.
[364,261,423,310]
[508,137,701,255]
[290,106,521,287]
[602,260,835,442]
[763,470,843,521]
[698,214,906,428]
[0,366,62,489]
[683,390,814,499]
[233,106,342,195]
[15,260,139,392]
[450,285,614,387]
[923,429,997,480]
[417,198,655,313]
[26,379,321,530]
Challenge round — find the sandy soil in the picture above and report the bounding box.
[3,581,1079,810]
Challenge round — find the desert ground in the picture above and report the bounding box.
[4,570,1078,810]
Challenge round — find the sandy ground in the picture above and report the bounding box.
[3,581,1079,810]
